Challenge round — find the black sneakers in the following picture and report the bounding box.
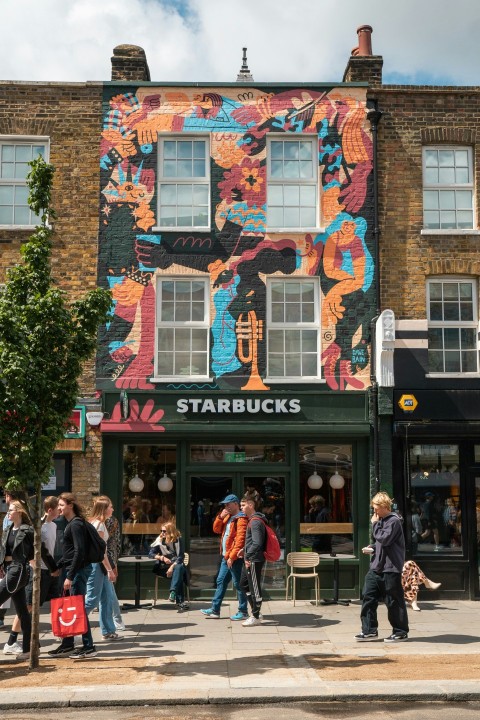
[47,645,74,656]
[354,631,378,641]
[69,646,98,658]
[384,632,408,643]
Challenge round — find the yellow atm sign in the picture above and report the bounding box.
[398,394,418,412]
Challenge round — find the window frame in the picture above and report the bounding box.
[266,276,322,381]
[0,136,49,228]
[426,276,479,376]
[422,146,475,231]
[155,134,211,231]
[266,134,320,232]
[153,275,211,382]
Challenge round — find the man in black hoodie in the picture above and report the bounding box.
[355,492,409,643]
[239,491,266,627]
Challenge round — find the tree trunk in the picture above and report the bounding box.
[29,484,42,670]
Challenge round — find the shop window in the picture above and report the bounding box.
[267,136,318,229]
[154,277,210,379]
[267,278,321,379]
[0,138,48,226]
[122,444,176,556]
[299,443,353,554]
[423,147,474,230]
[156,136,210,229]
[427,278,478,374]
[409,443,461,555]
[190,444,286,463]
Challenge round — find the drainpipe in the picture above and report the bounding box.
[367,102,383,493]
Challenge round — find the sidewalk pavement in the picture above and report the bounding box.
[1,597,480,708]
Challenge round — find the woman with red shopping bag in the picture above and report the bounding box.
[0,501,35,660]
[47,493,97,658]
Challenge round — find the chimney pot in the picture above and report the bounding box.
[356,24,373,56]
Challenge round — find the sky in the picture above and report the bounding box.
[1,0,479,86]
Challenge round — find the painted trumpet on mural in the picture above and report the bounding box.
[236,310,270,391]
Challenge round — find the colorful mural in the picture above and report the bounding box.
[98,85,374,391]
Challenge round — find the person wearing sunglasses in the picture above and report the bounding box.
[0,501,35,659]
[149,522,188,609]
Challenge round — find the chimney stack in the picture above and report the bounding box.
[111,44,151,82]
[343,25,383,86]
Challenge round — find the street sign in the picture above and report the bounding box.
[398,394,418,412]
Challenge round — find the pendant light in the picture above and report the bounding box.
[128,451,144,492]
[329,458,345,489]
[158,448,173,492]
[307,456,323,489]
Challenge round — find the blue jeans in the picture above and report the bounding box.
[211,557,247,616]
[58,564,94,649]
[85,563,116,636]
[170,563,187,603]
[109,582,124,627]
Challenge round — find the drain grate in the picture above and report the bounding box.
[287,639,325,644]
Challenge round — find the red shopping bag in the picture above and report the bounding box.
[51,594,88,637]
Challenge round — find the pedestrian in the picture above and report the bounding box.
[402,559,441,611]
[103,498,126,632]
[200,493,248,621]
[355,492,409,643]
[47,492,97,658]
[149,521,188,609]
[26,496,61,609]
[0,501,35,659]
[0,488,29,630]
[85,496,119,641]
[239,490,266,627]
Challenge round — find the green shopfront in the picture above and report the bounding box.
[100,390,373,603]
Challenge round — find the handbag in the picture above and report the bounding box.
[51,592,88,637]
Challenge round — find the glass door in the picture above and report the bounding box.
[242,475,286,589]
[188,474,233,590]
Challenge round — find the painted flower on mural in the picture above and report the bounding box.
[219,159,266,207]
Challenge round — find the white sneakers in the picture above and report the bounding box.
[3,641,23,655]
[242,616,262,627]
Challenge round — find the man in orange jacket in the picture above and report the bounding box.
[200,494,248,620]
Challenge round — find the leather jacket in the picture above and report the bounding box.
[0,523,57,571]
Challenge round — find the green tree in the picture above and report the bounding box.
[0,157,111,670]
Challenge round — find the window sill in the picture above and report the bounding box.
[426,373,480,378]
[152,226,211,233]
[267,227,325,235]
[150,376,214,383]
[266,377,326,384]
[0,225,38,231]
[421,229,480,236]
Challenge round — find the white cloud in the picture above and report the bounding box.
[1,0,478,85]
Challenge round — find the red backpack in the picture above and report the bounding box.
[249,517,281,562]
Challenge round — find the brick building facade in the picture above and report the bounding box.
[0,81,104,508]
[8,28,479,601]
[363,65,480,598]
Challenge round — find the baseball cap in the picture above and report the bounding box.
[220,493,239,505]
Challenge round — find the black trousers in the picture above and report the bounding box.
[0,564,31,652]
[360,568,409,635]
[240,561,264,619]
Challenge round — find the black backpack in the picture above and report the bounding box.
[83,519,107,564]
